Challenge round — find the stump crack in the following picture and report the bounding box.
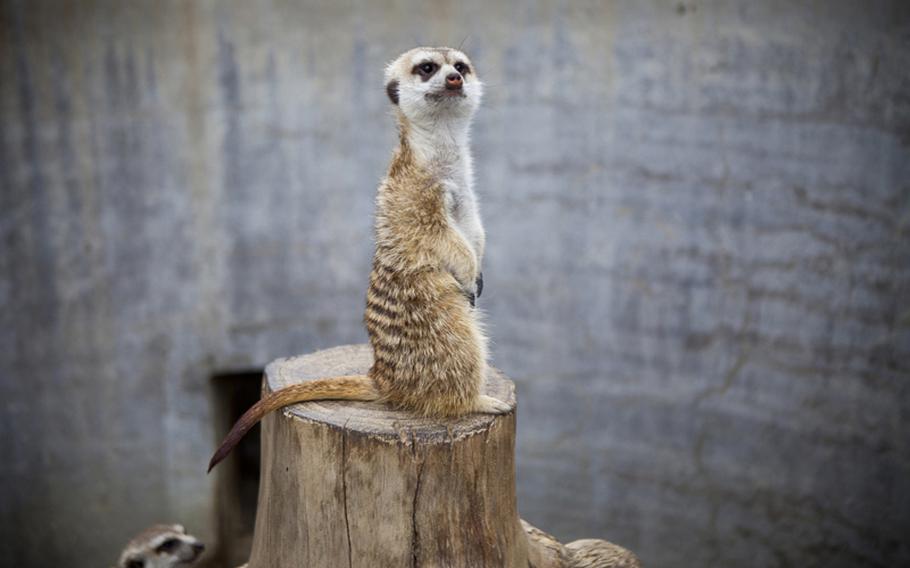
[342,421,353,568]
[411,445,425,568]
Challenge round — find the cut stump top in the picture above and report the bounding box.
[264,344,517,444]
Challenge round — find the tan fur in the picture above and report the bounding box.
[209,47,507,473]
[566,539,643,568]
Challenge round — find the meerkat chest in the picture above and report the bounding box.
[443,179,482,239]
[441,177,485,260]
[443,180,476,224]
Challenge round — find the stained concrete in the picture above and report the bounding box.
[1,1,908,567]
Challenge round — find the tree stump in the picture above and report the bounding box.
[248,344,526,567]
[245,344,641,568]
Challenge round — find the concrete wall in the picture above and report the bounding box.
[1,1,908,566]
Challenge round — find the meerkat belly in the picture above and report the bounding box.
[444,182,484,259]
[365,264,485,416]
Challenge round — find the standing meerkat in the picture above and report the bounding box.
[115,524,205,568]
[209,46,508,472]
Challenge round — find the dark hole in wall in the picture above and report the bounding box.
[211,370,263,568]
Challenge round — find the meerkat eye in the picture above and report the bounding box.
[155,538,181,554]
[415,61,437,76]
[126,559,144,568]
[454,62,470,75]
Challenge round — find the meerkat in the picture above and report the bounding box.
[208,46,508,472]
[522,520,642,568]
[565,539,642,568]
[115,524,205,568]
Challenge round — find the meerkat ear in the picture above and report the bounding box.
[386,80,399,105]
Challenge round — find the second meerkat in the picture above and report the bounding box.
[209,47,507,471]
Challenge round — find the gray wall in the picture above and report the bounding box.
[2,1,908,567]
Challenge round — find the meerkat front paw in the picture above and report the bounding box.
[454,266,479,298]
[460,272,479,307]
[446,240,479,297]
[475,394,511,414]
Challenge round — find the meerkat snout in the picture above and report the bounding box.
[445,72,463,90]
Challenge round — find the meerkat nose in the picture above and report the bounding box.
[445,73,463,89]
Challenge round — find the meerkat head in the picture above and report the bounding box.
[116,524,205,568]
[384,47,483,127]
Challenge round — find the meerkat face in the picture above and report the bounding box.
[385,47,483,125]
[117,524,205,568]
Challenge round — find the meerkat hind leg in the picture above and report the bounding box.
[475,394,512,414]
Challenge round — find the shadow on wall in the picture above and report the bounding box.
[210,371,262,568]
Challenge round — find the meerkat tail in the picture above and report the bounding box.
[207,375,377,472]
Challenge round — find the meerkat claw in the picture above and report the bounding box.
[476,394,511,414]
